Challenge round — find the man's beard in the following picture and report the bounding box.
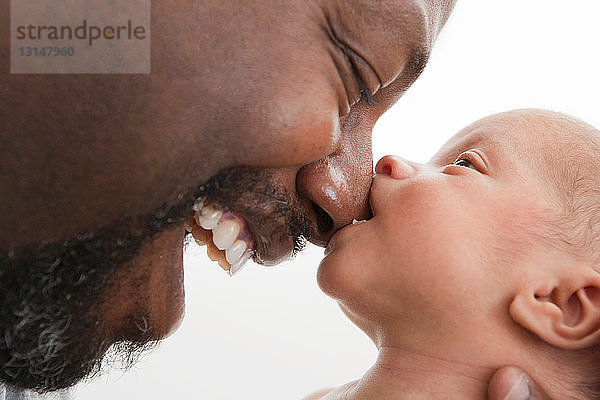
[0,165,314,393]
[0,226,162,393]
[0,188,200,392]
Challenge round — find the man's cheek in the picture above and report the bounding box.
[228,82,343,169]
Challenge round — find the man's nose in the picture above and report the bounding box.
[375,155,415,180]
[296,141,373,247]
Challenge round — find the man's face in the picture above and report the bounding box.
[0,0,453,391]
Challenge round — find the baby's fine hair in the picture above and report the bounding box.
[519,110,600,399]
[530,111,600,265]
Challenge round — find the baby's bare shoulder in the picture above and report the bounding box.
[301,380,359,400]
[302,388,334,400]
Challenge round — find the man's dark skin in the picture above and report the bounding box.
[0,0,550,398]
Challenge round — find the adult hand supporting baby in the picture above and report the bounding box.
[488,367,551,400]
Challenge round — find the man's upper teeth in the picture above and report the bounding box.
[195,203,222,230]
[189,198,254,276]
[226,240,247,265]
[230,250,252,276]
[212,220,240,250]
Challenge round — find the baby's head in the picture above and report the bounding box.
[319,109,600,399]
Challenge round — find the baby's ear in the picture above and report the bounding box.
[510,265,600,349]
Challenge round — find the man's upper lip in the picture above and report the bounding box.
[224,203,305,266]
[203,195,366,265]
[228,201,336,265]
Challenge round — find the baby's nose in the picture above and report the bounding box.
[375,155,415,180]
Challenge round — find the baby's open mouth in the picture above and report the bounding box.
[185,197,255,276]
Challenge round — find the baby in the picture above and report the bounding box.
[305,109,600,400]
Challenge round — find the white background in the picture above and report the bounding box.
[75,1,600,399]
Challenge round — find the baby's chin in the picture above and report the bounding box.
[316,250,356,302]
[317,252,389,333]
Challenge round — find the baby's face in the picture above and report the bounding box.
[318,110,571,349]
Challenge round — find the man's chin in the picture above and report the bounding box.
[0,309,160,394]
[0,192,191,393]
[0,232,168,393]
[163,305,185,340]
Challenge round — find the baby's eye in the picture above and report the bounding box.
[453,158,477,170]
[446,150,488,174]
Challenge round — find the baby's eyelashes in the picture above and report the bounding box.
[448,150,489,174]
[453,158,477,170]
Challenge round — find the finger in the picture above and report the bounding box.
[487,366,553,400]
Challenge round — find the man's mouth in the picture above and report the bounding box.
[185,197,255,276]
[183,166,325,271]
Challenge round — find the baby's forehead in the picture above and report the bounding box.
[439,110,599,162]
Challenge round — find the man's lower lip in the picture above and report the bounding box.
[252,236,297,266]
